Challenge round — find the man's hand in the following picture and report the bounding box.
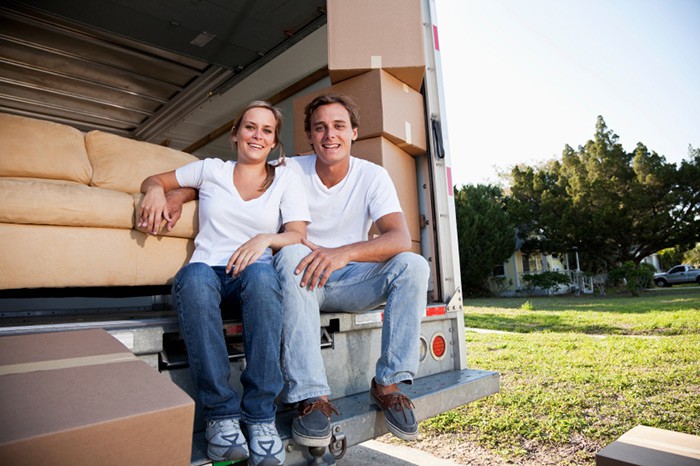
[296,238,351,290]
[163,190,185,232]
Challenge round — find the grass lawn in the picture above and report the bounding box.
[422,286,700,465]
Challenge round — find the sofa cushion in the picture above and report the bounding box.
[86,131,198,193]
[0,224,192,289]
[0,178,133,229]
[0,113,92,184]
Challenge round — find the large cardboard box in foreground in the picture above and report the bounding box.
[352,137,421,242]
[293,69,427,157]
[327,0,426,92]
[0,329,195,466]
[596,425,700,466]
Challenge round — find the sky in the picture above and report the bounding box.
[434,0,700,188]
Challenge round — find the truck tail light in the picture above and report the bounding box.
[430,333,447,360]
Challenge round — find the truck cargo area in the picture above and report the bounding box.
[0,1,499,464]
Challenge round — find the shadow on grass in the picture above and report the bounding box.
[463,286,700,335]
[464,286,700,314]
[465,312,622,334]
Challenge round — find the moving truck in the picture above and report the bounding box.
[0,0,500,464]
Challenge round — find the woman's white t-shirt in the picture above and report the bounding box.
[286,155,401,248]
[176,158,310,266]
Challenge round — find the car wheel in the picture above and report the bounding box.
[654,278,670,288]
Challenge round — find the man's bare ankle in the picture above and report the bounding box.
[375,382,398,395]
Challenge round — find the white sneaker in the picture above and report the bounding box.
[247,422,286,466]
[205,418,249,462]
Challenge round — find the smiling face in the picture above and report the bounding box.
[230,106,278,164]
[307,102,358,169]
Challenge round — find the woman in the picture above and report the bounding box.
[138,101,309,466]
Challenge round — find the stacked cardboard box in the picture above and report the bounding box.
[0,329,194,466]
[596,425,700,466]
[294,0,427,245]
[293,69,426,157]
[327,0,426,92]
[353,137,422,243]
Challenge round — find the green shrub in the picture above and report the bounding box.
[521,271,571,295]
[608,261,656,296]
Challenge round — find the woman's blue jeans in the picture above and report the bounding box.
[172,261,283,423]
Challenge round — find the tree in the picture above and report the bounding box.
[683,243,700,267]
[658,247,686,270]
[507,117,700,271]
[454,184,515,295]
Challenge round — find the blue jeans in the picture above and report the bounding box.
[273,244,430,403]
[172,261,283,423]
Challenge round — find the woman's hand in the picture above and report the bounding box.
[138,171,181,235]
[226,234,272,276]
[138,186,170,235]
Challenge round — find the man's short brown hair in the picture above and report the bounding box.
[304,93,360,133]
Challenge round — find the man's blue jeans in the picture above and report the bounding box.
[172,261,283,423]
[273,244,430,403]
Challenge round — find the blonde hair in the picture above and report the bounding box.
[230,100,285,191]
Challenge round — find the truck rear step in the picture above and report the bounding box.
[189,368,499,465]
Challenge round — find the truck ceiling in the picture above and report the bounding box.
[0,0,326,147]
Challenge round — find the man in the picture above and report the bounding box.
[274,93,430,446]
[158,93,430,446]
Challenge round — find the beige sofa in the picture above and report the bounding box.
[0,112,200,290]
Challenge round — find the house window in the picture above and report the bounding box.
[492,264,505,277]
[522,254,543,273]
[529,255,544,272]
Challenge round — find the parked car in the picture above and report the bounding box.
[653,265,700,287]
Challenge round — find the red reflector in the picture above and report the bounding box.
[447,167,453,196]
[431,335,446,358]
[225,324,243,335]
[426,306,446,317]
[433,25,440,51]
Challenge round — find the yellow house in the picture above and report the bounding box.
[491,243,593,296]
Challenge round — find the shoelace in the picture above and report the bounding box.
[383,393,416,423]
[211,419,238,429]
[251,423,277,437]
[301,399,340,417]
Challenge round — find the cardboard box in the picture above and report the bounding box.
[596,425,700,466]
[0,329,194,466]
[411,240,421,255]
[294,69,427,156]
[353,137,421,242]
[327,0,426,91]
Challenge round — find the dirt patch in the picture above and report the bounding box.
[378,431,603,465]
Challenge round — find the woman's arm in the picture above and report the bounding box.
[225,221,307,276]
[138,171,181,235]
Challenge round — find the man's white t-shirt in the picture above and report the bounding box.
[176,158,310,266]
[286,155,402,248]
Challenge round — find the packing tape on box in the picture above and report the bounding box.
[371,55,382,69]
[0,352,138,376]
[405,122,413,145]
